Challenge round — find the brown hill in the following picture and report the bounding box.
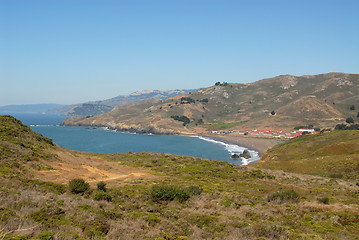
[61,72,359,133]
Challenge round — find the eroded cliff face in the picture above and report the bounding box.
[61,116,177,135]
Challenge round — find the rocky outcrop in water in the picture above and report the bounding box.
[240,150,251,159]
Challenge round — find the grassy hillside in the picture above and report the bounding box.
[255,130,359,180]
[1,116,359,239]
[0,115,57,177]
[62,72,359,133]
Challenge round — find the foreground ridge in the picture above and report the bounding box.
[0,115,359,239]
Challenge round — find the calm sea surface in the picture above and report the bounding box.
[3,113,259,165]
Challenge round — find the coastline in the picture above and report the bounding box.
[203,133,285,157]
[61,117,284,159]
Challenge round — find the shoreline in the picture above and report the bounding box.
[60,120,284,159]
[203,133,285,157]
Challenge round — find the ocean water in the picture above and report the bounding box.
[3,113,259,165]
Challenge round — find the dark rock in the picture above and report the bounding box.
[231,154,240,159]
[240,150,251,159]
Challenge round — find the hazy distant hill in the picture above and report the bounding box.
[0,103,62,114]
[47,89,198,116]
[62,72,359,133]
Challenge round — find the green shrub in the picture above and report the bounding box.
[329,173,343,179]
[102,211,123,220]
[242,170,275,179]
[38,231,53,240]
[151,185,190,203]
[33,180,66,194]
[221,200,232,208]
[68,178,90,194]
[185,186,203,196]
[94,192,112,202]
[0,207,17,223]
[318,197,330,204]
[9,234,27,240]
[97,181,107,192]
[171,115,191,126]
[144,213,161,226]
[83,219,110,238]
[28,205,65,225]
[267,190,299,204]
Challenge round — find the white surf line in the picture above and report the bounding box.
[30,124,55,127]
[187,135,260,165]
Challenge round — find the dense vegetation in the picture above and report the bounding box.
[170,115,191,126]
[1,116,359,239]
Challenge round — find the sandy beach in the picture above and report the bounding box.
[204,133,286,157]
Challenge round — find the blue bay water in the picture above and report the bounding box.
[2,113,259,165]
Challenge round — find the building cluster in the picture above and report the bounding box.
[211,128,317,139]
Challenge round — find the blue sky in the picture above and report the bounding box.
[1,0,358,105]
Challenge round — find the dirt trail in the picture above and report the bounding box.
[35,149,156,185]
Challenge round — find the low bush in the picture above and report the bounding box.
[28,205,65,225]
[151,185,203,203]
[151,185,190,202]
[0,207,17,223]
[68,178,90,194]
[97,181,107,192]
[94,192,112,202]
[242,170,275,179]
[33,180,66,194]
[171,115,191,126]
[185,185,203,196]
[267,190,299,204]
[38,231,53,240]
[318,197,330,204]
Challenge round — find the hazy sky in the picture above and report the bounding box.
[1,0,358,105]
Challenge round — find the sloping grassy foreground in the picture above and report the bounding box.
[1,115,359,239]
[255,131,359,180]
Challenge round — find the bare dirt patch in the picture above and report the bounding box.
[34,149,156,185]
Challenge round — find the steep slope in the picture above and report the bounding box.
[0,115,154,182]
[1,116,359,239]
[276,96,342,120]
[62,72,359,133]
[255,130,359,179]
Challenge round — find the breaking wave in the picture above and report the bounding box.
[192,136,260,165]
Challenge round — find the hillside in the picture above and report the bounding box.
[61,72,359,133]
[46,89,198,116]
[254,130,359,180]
[1,115,359,239]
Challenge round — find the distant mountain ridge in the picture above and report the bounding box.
[90,89,200,107]
[46,89,199,116]
[0,104,62,114]
[62,72,359,133]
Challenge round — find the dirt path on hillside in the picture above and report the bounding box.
[35,149,156,185]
